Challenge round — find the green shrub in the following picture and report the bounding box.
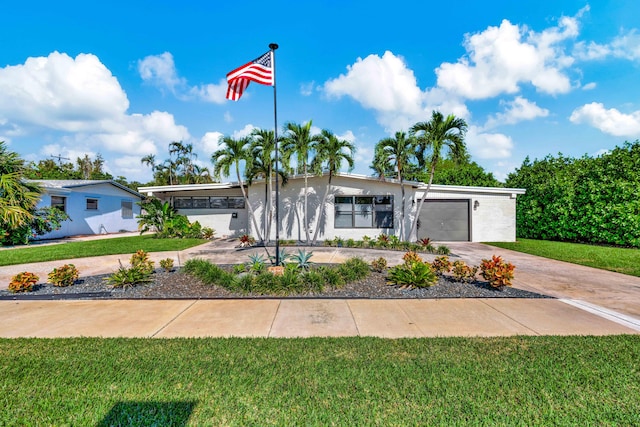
[371,257,388,273]
[8,272,39,293]
[338,257,370,282]
[47,264,79,287]
[236,273,254,293]
[301,270,325,293]
[345,238,355,248]
[317,266,345,289]
[387,261,437,289]
[106,260,153,288]
[480,255,515,288]
[201,227,216,239]
[436,245,451,255]
[402,251,423,265]
[233,264,247,274]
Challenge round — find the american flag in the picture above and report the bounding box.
[226,50,273,101]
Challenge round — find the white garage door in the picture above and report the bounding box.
[417,200,470,241]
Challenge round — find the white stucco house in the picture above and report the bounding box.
[28,180,143,239]
[139,173,524,243]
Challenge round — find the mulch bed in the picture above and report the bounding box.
[0,266,551,300]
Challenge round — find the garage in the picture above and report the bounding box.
[417,199,470,241]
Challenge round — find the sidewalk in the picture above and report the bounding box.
[1,240,639,338]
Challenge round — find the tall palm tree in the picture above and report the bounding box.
[311,130,355,245]
[408,111,468,240]
[374,131,416,241]
[282,121,321,244]
[247,128,284,243]
[211,136,264,243]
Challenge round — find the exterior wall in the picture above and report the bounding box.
[250,175,414,242]
[37,183,141,239]
[155,189,248,238]
[414,188,518,242]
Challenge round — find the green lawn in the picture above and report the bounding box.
[486,238,640,277]
[1,336,638,425]
[0,235,207,266]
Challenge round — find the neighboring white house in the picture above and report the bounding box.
[139,173,525,242]
[28,180,143,239]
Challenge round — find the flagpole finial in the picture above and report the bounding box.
[269,43,279,50]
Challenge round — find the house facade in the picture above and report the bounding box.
[29,180,143,239]
[139,173,525,242]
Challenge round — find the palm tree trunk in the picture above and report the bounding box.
[303,163,310,244]
[400,176,405,241]
[237,168,264,244]
[408,163,436,241]
[263,182,269,244]
[311,174,332,245]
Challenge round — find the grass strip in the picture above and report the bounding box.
[0,235,207,266]
[1,336,639,425]
[486,238,640,277]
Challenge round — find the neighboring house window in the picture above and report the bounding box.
[86,198,99,210]
[51,196,66,213]
[334,195,394,228]
[121,201,133,219]
[173,196,245,209]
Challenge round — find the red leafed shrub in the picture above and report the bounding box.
[480,255,515,288]
[9,272,39,293]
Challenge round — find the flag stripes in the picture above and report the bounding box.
[226,50,273,101]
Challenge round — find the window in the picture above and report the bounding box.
[86,198,99,210]
[334,195,394,228]
[121,201,133,219]
[51,196,66,213]
[173,196,245,209]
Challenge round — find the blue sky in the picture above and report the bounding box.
[2,1,639,182]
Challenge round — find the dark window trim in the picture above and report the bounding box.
[173,196,245,209]
[86,198,99,210]
[334,195,394,229]
[51,195,67,213]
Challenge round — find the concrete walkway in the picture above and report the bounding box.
[1,239,639,338]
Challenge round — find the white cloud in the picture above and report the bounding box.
[224,112,233,123]
[435,9,584,99]
[574,29,640,62]
[324,51,424,131]
[582,82,597,90]
[0,52,129,132]
[138,52,186,93]
[466,126,514,159]
[337,130,356,143]
[485,96,549,129]
[189,79,229,104]
[300,81,315,96]
[200,131,224,154]
[323,51,470,132]
[0,52,192,179]
[570,102,640,137]
[232,124,257,139]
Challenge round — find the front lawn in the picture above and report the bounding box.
[1,336,639,425]
[486,238,640,277]
[0,235,207,266]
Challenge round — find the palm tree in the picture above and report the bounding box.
[211,136,264,243]
[374,131,416,241]
[0,141,42,234]
[408,111,468,240]
[311,130,355,245]
[247,128,282,243]
[282,121,321,244]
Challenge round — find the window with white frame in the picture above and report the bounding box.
[334,195,394,228]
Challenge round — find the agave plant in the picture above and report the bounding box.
[291,249,314,270]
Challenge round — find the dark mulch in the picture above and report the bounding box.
[0,266,551,300]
